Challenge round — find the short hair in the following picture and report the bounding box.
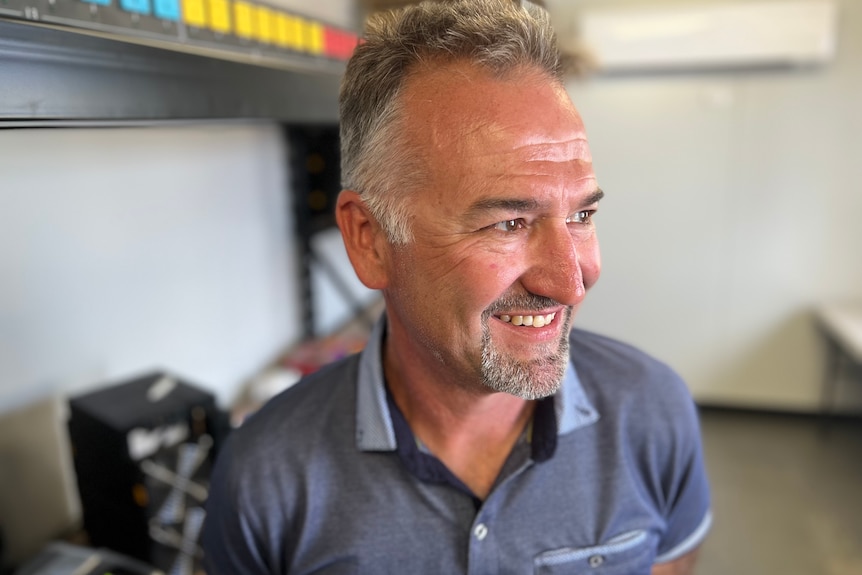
[339,0,563,244]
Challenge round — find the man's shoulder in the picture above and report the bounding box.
[224,354,360,466]
[569,327,677,381]
[568,328,694,417]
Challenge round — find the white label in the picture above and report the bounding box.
[127,423,189,460]
[147,375,178,402]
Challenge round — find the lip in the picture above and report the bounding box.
[489,319,562,356]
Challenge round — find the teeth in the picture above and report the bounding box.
[497,312,557,328]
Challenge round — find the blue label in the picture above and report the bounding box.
[153,0,179,20]
[81,0,112,6]
[120,0,151,14]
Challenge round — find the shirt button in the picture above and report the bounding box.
[588,555,605,568]
[473,523,488,541]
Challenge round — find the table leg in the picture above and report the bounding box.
[819,334,843,438]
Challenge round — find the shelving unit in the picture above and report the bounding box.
[2,0,359,336]
[0,19,346,122]
[0,0,357,76]
[286,125,372,340]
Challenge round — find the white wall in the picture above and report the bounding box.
[0,123,299,413]
[552,0,862,411]
[0,121,375,415]
[0,122,377,565]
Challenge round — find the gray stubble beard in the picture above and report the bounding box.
[480,302,573,400]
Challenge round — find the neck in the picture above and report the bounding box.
[383,323,535,499]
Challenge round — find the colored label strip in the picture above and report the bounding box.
[120,0,150,14]
[255,5,274,44]
[93,0,360,61]
[233,0,254,38]
[207,0,231,33]
[153,0,180,20]
[182,0,206,27]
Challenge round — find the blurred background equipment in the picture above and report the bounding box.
[67,372,225,575]
[13,542,161,575]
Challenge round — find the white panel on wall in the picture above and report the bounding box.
[573,1,837,71]
[0,123,298,412]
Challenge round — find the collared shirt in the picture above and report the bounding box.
[203,316,712,575]
[355,318,599,455]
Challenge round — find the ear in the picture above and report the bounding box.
[335,190,391,290]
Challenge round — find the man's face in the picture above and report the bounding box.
[380,62,601,399]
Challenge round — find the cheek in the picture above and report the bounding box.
[427,245,526,312]
[476,260,523,300]
[448,259,516,310]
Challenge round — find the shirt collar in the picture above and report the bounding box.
[356,314,599,452]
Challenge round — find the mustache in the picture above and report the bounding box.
[484,294,563,318]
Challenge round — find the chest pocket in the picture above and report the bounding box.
[534,529,655,575]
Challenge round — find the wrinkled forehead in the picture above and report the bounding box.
[398,61,590,163]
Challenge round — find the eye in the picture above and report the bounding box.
[492,219,526,232]
[566,210,595,225]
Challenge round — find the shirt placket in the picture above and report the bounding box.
[467,452,535,575]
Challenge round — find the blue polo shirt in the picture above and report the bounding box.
[202,317,711,574]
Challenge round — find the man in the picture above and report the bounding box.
[202,1,711,573]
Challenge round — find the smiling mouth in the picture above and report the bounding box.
[496,312,557,328]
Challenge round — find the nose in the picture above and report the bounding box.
[521,220,587,307]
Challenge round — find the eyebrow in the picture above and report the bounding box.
[465,187,605,219]
[583,188,605,206]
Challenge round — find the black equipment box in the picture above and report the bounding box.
[67,371,221,575]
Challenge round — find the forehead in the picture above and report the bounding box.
[399,61,591,168]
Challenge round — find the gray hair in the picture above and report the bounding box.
[339,0,563,244]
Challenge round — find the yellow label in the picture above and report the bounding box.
[287,15,303,50]
[296,18,311,52]
[275,13,291,48]
[255,6,274,44]
[233,0,254,39]
[307,21,324,55]
[182,0,206,27]
[207,0,231,33]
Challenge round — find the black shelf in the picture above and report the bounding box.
[287,124,368,339]
[0,18,342,122]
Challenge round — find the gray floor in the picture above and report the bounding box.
[696,410,862,575]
